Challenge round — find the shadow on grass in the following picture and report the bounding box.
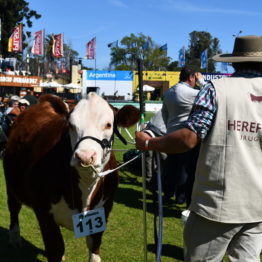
[114,184,182,219]
[0,226,45,262]
[148,243,184,261]
[116,167,184,218]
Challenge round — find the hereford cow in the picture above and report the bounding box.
[3,93,139,262]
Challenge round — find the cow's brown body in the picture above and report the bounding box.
[3,94,139,262]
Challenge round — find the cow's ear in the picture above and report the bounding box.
[115,105,140,127]
[39,94,68,116]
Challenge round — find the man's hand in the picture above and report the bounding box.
[195,72,206,88]
[135,131,152,151]
[195,72,204,80]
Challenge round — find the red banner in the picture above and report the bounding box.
[32,30,44,56]
[8,24,23,52]
[86,37,96,60]
[52,34,63,58]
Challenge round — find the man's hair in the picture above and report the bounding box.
[232,62,262,73]
[179,67,196,82]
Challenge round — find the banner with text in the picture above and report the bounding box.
[203,73,232,81]
[32,30,44,56]
[0,74,40,87]
[86,37,96,60]
[86,70,133,81]
[83,70,133,99]
[52,34,63,58]
[8,24,23,53]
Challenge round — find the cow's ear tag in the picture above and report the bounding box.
[72,207,106,238]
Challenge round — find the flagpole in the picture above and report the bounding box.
[114,68,116,102]
[0,18,2,58]
[137,58,148,262]
[37,57,40,76]
[94,58,97,88]
[94,37,97,89]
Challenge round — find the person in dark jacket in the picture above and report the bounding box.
[23,89,38,105]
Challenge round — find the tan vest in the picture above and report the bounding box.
[190,77,262,223]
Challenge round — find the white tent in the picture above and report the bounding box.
[63,83,81,89]
[143,84,155,92]
[40,81,63,88]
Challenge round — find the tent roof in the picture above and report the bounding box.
[143,84,155,91]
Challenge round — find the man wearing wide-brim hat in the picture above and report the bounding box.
[135,35,262,261]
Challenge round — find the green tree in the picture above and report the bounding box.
[167,61,180,71]
[186,31,222,72]
[0,0,41,58]
[109,33,171,71]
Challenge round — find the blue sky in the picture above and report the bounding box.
[28,0,262,70]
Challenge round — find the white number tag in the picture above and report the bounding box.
[72,208,106,238]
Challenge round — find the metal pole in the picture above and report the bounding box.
[138,59,145,123]
[137,58,148,262]
[94,58,97,88]
[156,152,163,262]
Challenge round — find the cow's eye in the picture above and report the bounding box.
[106,123,112,129]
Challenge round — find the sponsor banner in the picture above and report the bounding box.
[86,70,133,81]
[107,40,118,48]
[200,49,208,69]
[86,37,96,60]
[178,46,185,67]
[53,34,63,58]
[0,74,40,87]
[8,24,23,52]
[203,73,231,81]
[159,43,167,51]
[32,30,44,56]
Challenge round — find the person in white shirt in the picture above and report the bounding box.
[161,67,206,206]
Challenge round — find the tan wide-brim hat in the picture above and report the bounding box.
[212,35,262,63]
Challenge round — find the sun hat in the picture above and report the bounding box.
[10,95,20,101]
[212,35,262,63]
[19,98,30,106]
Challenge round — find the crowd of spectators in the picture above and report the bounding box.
[0,90,38,153]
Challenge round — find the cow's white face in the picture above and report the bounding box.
[69,92,114,171]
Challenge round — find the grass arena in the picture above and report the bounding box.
[0,112,261,262]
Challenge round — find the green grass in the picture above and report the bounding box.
[0,172,185,262]
[0,113,261,261]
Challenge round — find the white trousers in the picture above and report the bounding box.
[183,212,262,262]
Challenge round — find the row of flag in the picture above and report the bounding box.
[6,23,228,71]
[31,30,63,58]
[7,24,63,58]
[179,47,208,68]
[88,39,228,72]
[107,40,153,50]
[178,47,214,70]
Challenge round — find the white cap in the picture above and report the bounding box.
[19,99,30,106]
[11,95,20,101]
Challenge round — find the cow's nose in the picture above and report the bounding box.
[75,150,97,166]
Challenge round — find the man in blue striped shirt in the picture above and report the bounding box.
[136,35,262,261]
[186,70,262,140]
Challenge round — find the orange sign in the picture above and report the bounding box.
[0,74,40,87]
